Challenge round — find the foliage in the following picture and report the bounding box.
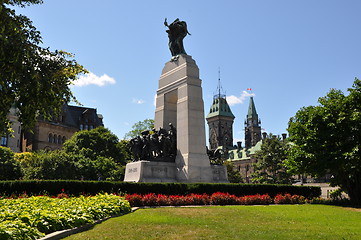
[251,133,292,184]
[15,150,125,181]
[0,194,131,239]
[287,78,361,204]
[329,189,345,201]
[0,147,21,180]
[0,180,321,199]
[63,127,128,165]
[124,119,154,139]
[18,150,80,180]
[11,128,129,181]
[224,161,243,183]
[0,0,86,134]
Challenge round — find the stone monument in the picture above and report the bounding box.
[124,19,228,183]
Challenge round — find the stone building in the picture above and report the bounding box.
[206,89,265,183]
[3,104,103,152]
[244,96,262,149]
[206,93,235,150]
[1,106,22,152]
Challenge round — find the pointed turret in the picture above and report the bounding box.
[247,96,258,119]
[206,71,235,149]
[245,96,261,148]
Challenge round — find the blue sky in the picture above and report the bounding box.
[13,0,361,145]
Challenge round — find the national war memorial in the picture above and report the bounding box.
[124,19,228,183]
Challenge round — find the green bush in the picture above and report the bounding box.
[0,147,22,180]
[0,180,321,199]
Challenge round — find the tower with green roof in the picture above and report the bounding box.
[206,74,235,150]
[244,96,261,148]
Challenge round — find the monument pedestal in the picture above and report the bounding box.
[124,161,177,182]
[124,54,228,183]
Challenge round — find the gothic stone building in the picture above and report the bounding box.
[206,91,264,183]
[3,104,103,152]
[206,93,235,149]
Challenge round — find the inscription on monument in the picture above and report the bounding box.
[128,167,138,173]
[151,166,168,177]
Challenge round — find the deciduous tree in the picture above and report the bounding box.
[63,126,128,165]
[251,134,292,184]
[124,119,154,139]
[1,0,86,133]
[287,78,361,204]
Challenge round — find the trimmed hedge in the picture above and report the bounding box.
[0,180,321,199]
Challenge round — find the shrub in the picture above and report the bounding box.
[0,147,22,180]
[0,180,321,199]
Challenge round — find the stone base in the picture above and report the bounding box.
[211,165,229,183]
[124,161,177,183]
[124,161,229,183]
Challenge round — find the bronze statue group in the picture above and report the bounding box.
[128,123,177,162]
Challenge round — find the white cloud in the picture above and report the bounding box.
[226,91,255,106]
[132,98,145,104]
[72,72,116,87]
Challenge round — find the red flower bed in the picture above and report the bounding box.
[238,194,273,205]
[125,192,304,207]
[274,193,306,204]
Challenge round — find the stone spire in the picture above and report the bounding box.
[245,96,261,149]
[247,96,258,119]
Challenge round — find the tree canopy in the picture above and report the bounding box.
[13,127,129,181]
[63,126,129,165]
[1,0,86,133]
[251,133,292,184]
[124,119,154,139]
[0,146,21,180]
[287,78,361,204]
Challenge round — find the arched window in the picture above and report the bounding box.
[62,136,66,144]
[1,136,7,146]
[58,135,61,144]
[80,124,83,130]
[53,134,57,144]
[85,125,88,130]
[48,133,53,143]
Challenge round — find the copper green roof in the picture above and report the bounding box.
[247,96,258,119]
[227,140,262,161]
[206,96,235,119]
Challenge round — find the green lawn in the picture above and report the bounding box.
[64,205,361,240]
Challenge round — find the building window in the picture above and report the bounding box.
[48,134,53,143]
[58,135,61,145]
[17,139,20,148]
[80,124,83,130]
[1,136,8,146]
[54,134,57,144]
[89,125,94,130]
[18,126,21,134]
[85,125,88,130]
[62,136,66,144]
